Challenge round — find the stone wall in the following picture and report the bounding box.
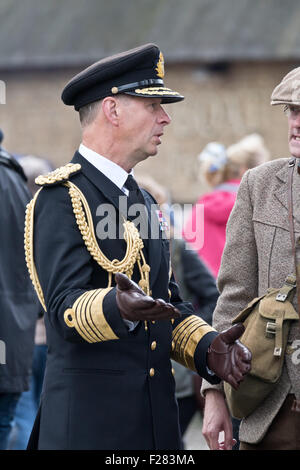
[0,61,296,202]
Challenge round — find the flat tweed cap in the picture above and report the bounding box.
[271,66,300,106]
[61,43,184,110]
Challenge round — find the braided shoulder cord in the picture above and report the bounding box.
[65,181,146,281]
[24,188,47,312]
[24,181,151,314]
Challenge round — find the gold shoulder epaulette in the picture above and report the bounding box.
[35,163,81,186]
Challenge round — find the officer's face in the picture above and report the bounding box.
[118,96,171,166]
[287,105,300,158]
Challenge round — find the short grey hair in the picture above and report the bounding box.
[79,100,102,127]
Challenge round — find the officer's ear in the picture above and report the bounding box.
[102,97,120,126]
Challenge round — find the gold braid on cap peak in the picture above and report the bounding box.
[134,87,181,96]
[24,178,151,340]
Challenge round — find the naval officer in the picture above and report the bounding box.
[25,43,251,450]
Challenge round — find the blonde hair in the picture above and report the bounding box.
[199,134,270,187]
[226,133,270,170]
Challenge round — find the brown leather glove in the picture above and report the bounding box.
[207,323,252,390]
[115,272,180,322]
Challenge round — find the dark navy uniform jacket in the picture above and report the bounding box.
[28,152,219,450]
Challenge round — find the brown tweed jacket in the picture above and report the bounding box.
[202,157,300,444]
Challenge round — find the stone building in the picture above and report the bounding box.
[0,0,299,202]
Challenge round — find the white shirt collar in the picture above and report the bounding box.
[78,143,133,193]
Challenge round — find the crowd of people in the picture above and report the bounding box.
[0,42,299,451]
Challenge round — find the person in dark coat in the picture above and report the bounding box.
[25,44,251,450]
[135,175,220,442]
[0,131,38,449]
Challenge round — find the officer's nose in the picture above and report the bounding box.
[159,105,171,126]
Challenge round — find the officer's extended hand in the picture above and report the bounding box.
[115,272,180,322]
[207,323,252,390]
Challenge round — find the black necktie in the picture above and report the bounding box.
[124,175,149,251]
[124,175,145,206]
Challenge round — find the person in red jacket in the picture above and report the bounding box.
[183,135,270,278]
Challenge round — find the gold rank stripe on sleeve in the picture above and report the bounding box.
[171,315,216,371]
[64,288,119,343]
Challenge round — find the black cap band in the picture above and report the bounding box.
[111,78,164,94]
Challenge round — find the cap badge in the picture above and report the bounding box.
[155,52,165,78]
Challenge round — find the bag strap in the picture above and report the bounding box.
[276,273,297,302]
[287,158,300,320]
[287,158,300,413]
